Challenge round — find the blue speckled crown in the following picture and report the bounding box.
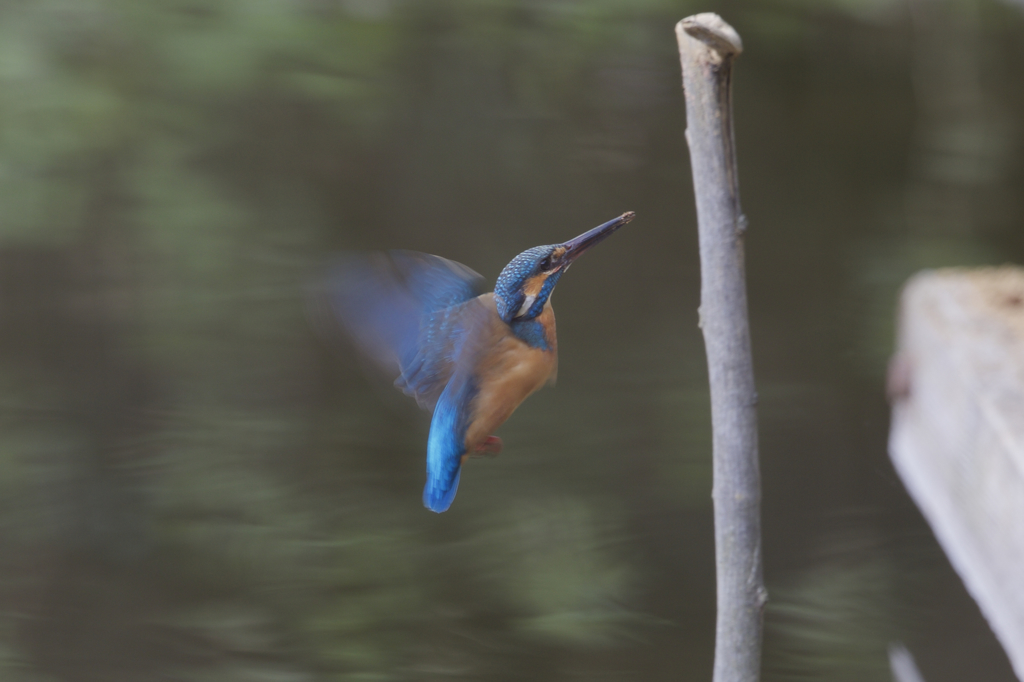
[494,245,564,323]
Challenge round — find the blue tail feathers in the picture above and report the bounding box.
[423,370,477,513]
[423,467,462,513]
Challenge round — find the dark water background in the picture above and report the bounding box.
[0,0,1022,680]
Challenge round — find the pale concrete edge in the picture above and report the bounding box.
[889,271,1024,681]
[890,419,1024,681]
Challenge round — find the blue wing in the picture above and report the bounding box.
[322,250,486,410]
[320,250,492,513]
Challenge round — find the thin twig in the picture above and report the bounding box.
[676,13,765,682]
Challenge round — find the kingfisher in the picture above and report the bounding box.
[325,212,635,512]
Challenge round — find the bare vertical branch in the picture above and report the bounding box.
[676,13,765,682]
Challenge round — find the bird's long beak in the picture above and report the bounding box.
[561,211,635,265]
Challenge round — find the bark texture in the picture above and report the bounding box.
[676,14,765,682]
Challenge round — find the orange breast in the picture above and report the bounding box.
[463,297,558,450]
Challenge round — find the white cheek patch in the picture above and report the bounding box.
[515,294,537,318]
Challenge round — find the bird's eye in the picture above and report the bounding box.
[540,256,552,271]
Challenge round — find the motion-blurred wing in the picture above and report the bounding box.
[323,250,486,410]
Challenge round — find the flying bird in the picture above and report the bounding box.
[325,212,635,512]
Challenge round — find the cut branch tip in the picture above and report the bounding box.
[676,13,743,57]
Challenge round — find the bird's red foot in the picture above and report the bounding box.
[473,435,503,457]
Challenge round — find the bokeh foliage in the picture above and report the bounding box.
[0,1,689,679]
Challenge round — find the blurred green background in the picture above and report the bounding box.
[0,0,1021,680]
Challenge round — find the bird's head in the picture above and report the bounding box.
[494,212,635,324]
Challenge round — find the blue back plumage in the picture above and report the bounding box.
[508,318,552,351]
